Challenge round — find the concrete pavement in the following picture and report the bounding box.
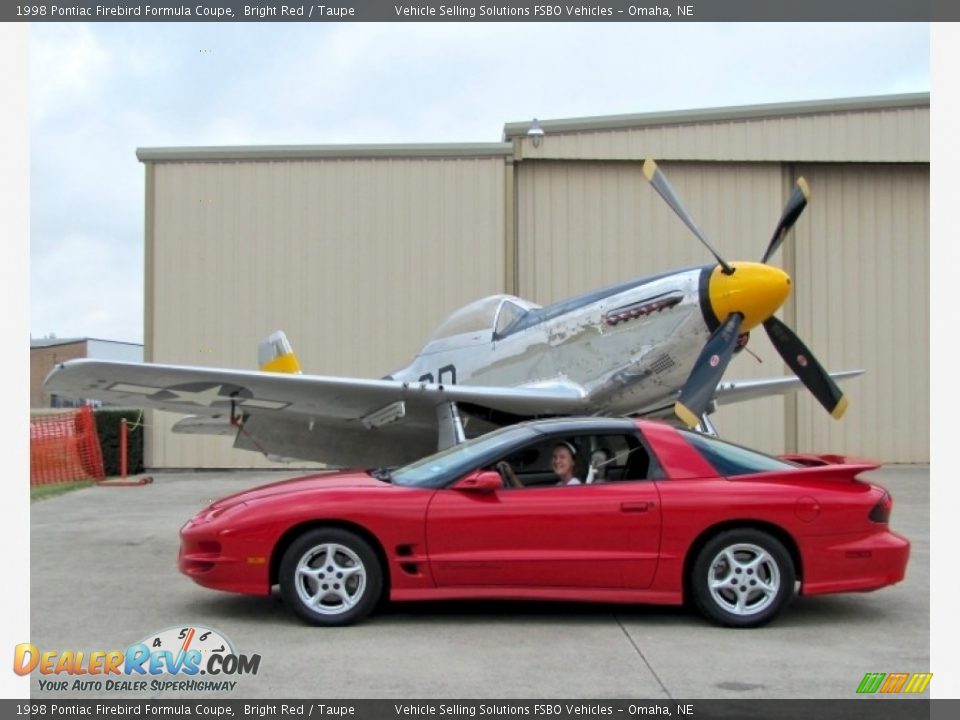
[28,466,928,699]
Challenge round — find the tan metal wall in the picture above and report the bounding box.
[143,98,929,466]
[513,103,929,164]
[516,160,790,454]
[515,159,929,461]
[790,163,929,462]
[146,156,508,468]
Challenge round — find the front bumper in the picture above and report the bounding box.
[178,519,271,596]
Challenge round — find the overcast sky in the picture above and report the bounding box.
[29,22,930,344]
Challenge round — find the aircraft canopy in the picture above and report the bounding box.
[427,294,541,342]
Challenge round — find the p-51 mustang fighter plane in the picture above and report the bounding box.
[45,161,860,467]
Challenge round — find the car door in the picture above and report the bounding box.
[424,434,662,589]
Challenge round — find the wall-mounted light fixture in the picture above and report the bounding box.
[527,118,544,148]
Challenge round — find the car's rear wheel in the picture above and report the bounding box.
[279,528,382,626]
[690,529,795,628]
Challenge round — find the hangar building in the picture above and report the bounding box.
[138,93,929,468]
[32,337,143,408]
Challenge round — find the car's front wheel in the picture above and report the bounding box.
[279,528,382,626]
[690,529,795,628]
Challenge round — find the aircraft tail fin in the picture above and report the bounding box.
[257,330,302,374]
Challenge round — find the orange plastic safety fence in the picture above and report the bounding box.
[30,407,105,485]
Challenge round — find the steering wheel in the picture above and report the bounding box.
[495,461,523,489]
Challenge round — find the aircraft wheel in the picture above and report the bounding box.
[279,528,382,626]
[690,529,795,628]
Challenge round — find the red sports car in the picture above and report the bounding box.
[178,418,909,628]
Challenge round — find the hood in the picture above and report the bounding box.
[207,470,385,510]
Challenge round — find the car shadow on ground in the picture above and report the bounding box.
[182,586,910,631]
[183,589,698,626]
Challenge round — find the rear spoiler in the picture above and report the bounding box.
[779,453,879,468]
[777,454,881,481]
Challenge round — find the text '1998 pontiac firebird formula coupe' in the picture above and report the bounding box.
[178,417,909,628]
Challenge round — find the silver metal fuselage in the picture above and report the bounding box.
[394,266,713,418]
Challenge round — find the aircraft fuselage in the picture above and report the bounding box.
[393,265,715,419]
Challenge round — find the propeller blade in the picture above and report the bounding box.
[761,177,810,264]
[643,159,734,274]
[675,313,743,427]
[763,316,848,419]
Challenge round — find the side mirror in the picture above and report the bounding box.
[452,470,503,493]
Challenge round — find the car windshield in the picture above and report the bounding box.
[392,425,540,488]
[678,430,800,477]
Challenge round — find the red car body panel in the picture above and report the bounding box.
[178,419,909,612]
[425,479,662,590]
[180,477,436,596]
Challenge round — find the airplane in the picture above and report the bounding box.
[44,160,862,468]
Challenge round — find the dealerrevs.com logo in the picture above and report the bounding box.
[856,672,932,694]
[15,625,260,693]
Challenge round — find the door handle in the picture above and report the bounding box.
[621,501,653,512]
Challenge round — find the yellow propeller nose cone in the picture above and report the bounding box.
[708,262,791,331]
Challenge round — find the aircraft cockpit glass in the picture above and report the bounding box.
[494,299,530,337]
[428,295,540,342]
[427,296,503,341]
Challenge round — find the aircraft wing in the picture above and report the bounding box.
[713,370,864,407]
[43,359,589,466]
[169,415,237,437]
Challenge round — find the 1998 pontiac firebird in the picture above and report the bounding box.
[179,417,909,628]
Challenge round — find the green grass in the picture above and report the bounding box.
[31,480,95,502]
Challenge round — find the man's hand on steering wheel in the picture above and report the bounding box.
[495,461,523,489]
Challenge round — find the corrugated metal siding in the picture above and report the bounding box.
[517,106,929,164]
[143,98,929,467]
[516,160,789,454]
[147,157,507,468]
[792,163,929,461]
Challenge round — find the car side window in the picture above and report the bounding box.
[490,433,660,488]
[677,429,797,477]
[490,442,554,488]
[589,434,660,482]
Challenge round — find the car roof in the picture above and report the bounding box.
[516,416,643,436]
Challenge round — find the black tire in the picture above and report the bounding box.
[690,528,795,628]
[279,528,382,627]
